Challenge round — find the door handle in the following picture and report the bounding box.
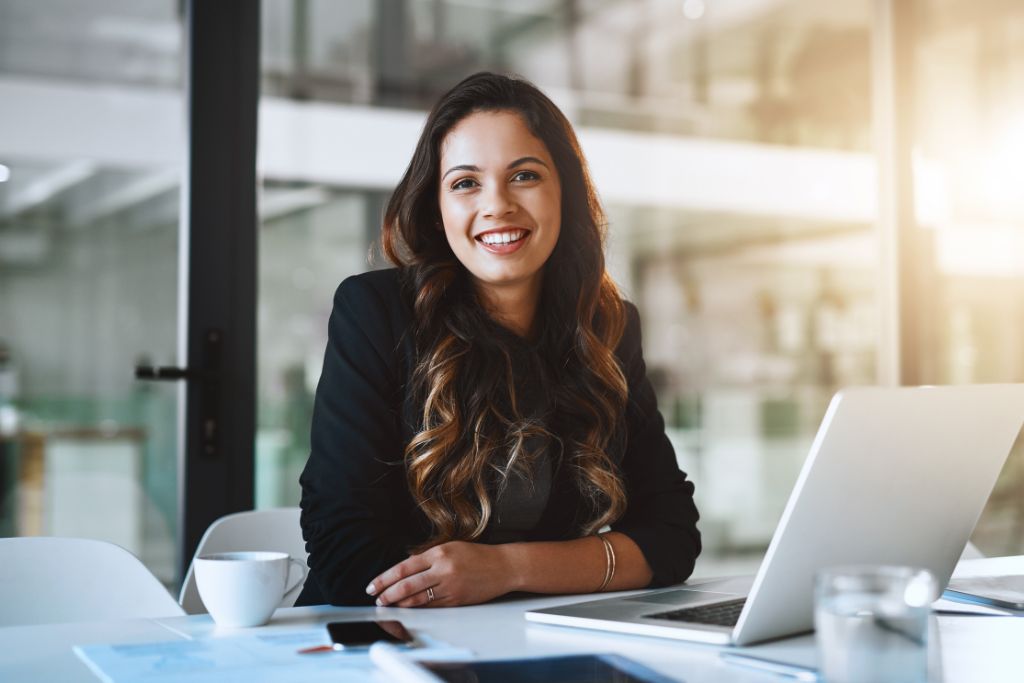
[135,366,200,381]
[135,328,222,457]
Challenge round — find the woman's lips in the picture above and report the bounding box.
[476,231,531,255]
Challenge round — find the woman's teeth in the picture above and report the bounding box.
[479,230,526,245]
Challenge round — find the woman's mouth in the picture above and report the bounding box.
[475,228,531,255]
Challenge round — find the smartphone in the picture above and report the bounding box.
[326,620,414,649]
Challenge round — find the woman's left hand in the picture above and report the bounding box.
[366,541,516,608]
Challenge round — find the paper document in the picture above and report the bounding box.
[934,596,1015,616]
[945,575,1024,611]
[73,629,470,683]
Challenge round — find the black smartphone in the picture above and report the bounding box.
[326,620,414,649]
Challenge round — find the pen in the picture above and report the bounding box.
[369,642,445,683]
[296,644,341,654]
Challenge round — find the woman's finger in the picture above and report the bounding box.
[396,585,452,608]
[367,554,431,596]
[377,570,436,606]
[426,591,454,608]
[392,588,433,608]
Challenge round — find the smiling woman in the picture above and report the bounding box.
[437,111,562,336]
[296,72,701,609]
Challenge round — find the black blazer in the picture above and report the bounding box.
[296,268,701,606]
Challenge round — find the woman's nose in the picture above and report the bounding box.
[481,184,516,219]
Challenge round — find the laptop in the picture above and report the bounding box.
[527,385,1024,646]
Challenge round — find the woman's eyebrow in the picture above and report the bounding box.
[441,156,549,181]
[441,164,480,181]
[507,156,548,170]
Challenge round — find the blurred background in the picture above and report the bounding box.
[1,0,1023,588]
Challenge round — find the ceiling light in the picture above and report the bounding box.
[683,0,706,20]
[0,164,10,183]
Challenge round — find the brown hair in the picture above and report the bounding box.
[382,72,628,549]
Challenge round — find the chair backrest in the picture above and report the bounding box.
[179,507,308,614]
[0,537,184,627]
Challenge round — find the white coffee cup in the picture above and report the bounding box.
[194,551,306,628]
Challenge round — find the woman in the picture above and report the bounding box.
[296,72,701,608]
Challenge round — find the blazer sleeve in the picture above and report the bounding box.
[610,302,702,587]
[299,275,415,605]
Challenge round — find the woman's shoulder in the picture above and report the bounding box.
[335,267,403,304]
[622,299,640,327]
[331,267,414,351]
[333,268,413,318]
[615,298,642,359]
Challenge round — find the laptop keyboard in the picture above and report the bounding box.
[646,598,747,627]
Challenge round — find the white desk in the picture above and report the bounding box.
[2,556,1022,682]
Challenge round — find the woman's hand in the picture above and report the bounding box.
[366,541,516,608]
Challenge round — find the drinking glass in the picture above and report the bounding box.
[815,565,938,683]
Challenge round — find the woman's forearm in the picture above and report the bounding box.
[498,532,653,595]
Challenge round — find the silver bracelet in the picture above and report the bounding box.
[597,533,616,592]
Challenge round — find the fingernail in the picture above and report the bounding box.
[375,598,384,607]
[365,582,376,595]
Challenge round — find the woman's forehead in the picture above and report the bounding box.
[440,111,552,166]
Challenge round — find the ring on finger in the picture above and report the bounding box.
[426,586,435,603]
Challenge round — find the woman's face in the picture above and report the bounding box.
[437,110,561,297]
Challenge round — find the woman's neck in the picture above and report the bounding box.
[475,275,543,338]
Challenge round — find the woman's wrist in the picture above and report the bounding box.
[494,543,528,593]
[487,535,651,597]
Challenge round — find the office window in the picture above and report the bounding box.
[255,188,377,506]
[4,0,1019,582]
[254,0,880,576]
[0,0,184,584]
[912,0,1024,556]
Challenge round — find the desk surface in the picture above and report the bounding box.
[2,556,1023,682]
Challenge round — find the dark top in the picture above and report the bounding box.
[488,445,553,544]
[296,268,701,606]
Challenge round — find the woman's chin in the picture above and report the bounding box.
[470,269,544,292]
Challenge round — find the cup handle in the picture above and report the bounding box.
[285,557,307,595]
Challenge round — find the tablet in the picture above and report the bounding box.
[422,653,677,683]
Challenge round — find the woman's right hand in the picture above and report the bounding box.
[367,541,517,608]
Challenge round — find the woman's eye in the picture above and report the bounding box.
[451,178,478,191]
[512,170,540,182]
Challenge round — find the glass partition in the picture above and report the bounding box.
[4,0,1020,589]
[255,0,879,577]
[0,0,184,585]
[913,0,1024,556]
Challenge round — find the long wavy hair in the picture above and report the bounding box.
[382,72,628,549]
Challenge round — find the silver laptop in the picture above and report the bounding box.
[527,385,1024,646]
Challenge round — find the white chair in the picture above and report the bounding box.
[179,507,308,614]
[0,537,184,627]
